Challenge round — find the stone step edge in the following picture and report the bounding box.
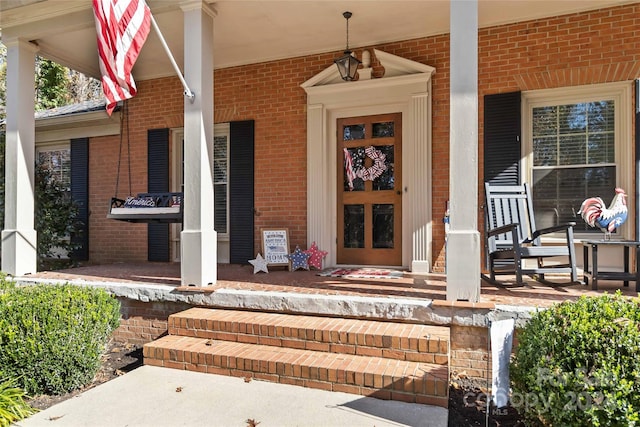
[143,335,449,408]
[167,308,449,363]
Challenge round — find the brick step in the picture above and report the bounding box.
[168,308,449,364]
[143,335,449,407]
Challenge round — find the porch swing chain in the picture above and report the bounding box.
[114,102,132,199]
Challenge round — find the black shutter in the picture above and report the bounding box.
[484,91,521,185]
[229,120,255,264]
[70,137,89,261]
[147,128,170,262]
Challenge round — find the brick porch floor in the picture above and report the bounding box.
[29,262,637,309]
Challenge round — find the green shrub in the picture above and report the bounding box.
[511,293,640,427]
[0,274,13,294]
[0,284,120,395]
[0,378,36,427]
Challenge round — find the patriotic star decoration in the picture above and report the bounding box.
[304,242,328,270]
[287,246,310,271]
[249,253,269,274]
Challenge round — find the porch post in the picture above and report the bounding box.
[180,1,217,286]
[446,0,481,301]
[411,92,432,273]
[1,38,38,276]
[307,104,331,256]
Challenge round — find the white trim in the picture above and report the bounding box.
[35,140,70,151]
[35,111,120,143]
[522,81,633,240]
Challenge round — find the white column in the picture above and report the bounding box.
[306,104,332,259]
[411,92,432,273]
[446,0,481,302]
[2,39,38,276]
[180,1,217,286]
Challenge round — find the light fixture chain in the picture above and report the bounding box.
[343,11,353,52]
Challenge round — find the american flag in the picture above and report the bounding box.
[93,0,151,115]
[343,148,357,190]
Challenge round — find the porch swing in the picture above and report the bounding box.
[106,103,183,223]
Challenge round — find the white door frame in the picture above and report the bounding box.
[301,49,435,272]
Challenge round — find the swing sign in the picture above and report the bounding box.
[261,229,290,266]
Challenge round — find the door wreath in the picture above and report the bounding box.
[356,146,387,181]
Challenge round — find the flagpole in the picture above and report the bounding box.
[149,14,195,101]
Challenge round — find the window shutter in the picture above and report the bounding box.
[147,128,170,262]
[229,120,255,264]
[70,137,89,261]
[484,91,521,185]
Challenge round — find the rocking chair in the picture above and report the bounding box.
[483,183,578,286]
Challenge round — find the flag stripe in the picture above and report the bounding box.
[93,0,151,115]
[343,148,356,191]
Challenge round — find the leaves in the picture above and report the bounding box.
[0,284,120,395]
[0,378,37,427]
[511,292,640,426]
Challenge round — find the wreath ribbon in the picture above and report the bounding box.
[356,146,387,181]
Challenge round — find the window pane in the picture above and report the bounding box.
[372,204,394,248]
[37,148,71,189]
[558,104,586,134]
[588,133,615,164]
[533,166,616,232]
[214,183,227,233]
[372,122,394,138]
[344,205,364,248]
[373,145,395,191]
[532,106,557,136]
[559,134,586,165]
[587,101,614,133]
[533,137,557,166]
[214,159,227,183]
[214,136,227,157]
[343,147,365,191]
[343,124,365,140]
[213,133,228,233]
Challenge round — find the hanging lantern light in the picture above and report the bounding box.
[334,11,361,81]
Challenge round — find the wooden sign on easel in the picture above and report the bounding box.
[261,228,290,267]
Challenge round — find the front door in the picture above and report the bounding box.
[337,113,402,265]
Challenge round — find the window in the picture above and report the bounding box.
[36,142,71,190]
[213,127,229,234]
[171,121,254,263]
[171,124,230,235]
[523,82,632,237]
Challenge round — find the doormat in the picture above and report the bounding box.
[318,268,404,279]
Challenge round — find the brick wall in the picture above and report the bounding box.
[88,4,639,271]
[111,298,192,346]
[449,325,491,380]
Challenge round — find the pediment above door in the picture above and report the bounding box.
[301,49,435,90]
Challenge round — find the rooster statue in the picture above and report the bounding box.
[578,188,628,240]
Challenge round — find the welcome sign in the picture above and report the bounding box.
[261,229,290,266]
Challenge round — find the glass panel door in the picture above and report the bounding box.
[337,113,402,265]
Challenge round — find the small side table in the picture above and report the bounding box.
[582,240,640,291]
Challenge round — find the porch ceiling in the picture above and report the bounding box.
[0,0,632,81]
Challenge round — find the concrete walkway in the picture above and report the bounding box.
[17,366,448,427]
